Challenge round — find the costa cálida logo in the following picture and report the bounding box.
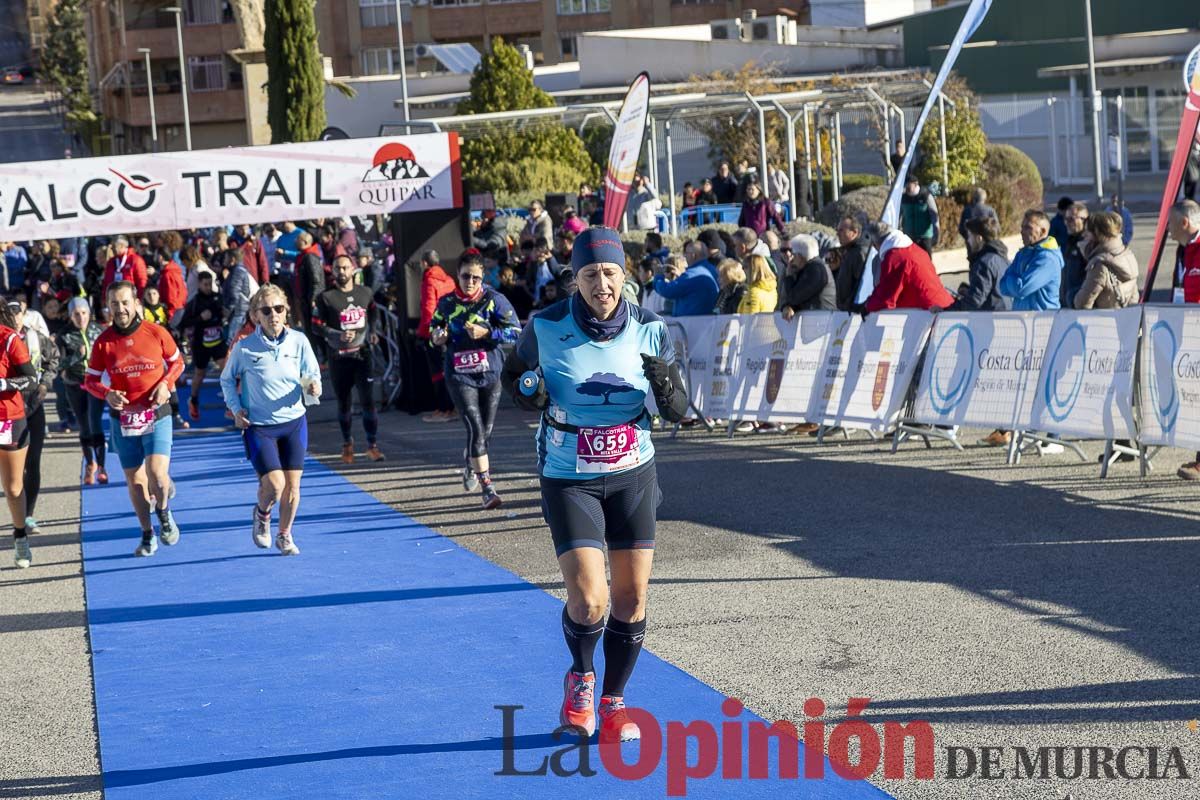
[0,167,164,229]
[358,143,436,208]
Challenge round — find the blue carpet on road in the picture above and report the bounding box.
[81,395,894,799]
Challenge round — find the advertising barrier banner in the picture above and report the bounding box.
[813,311,934,430]
[912,311,1055,431]
[0,134,462,240]
[1029,308,1140,440]
[667,307,1170,447]
[672,311,930,428]
[1139,305,1200,449]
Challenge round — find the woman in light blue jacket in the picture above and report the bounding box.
[220,284,320,556]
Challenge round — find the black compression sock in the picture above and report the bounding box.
[141,530,154,542]
[562,607,603,674]
[13,527,26,540]
[601,615,647,698]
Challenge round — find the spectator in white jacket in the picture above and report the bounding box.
[628,174,662,231]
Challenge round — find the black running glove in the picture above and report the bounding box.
[641,353,688,423]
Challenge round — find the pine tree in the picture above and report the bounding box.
[456,39,555,116]
[264,0,326,143]
[43,0,95,127]
[457,38,596,195]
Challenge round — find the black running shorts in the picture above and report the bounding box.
[193,342,228,371]
[0,416,29,452]
[540,459,661,557]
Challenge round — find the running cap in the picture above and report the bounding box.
[571,227,625,272]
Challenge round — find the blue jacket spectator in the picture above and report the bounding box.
[3,242,26,293]
[653,257,719,316]
[1000,212,1062,311]
[1107,200,1134,247]
[274,222,303,270]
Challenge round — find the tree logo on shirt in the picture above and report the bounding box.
[577,372,638,405]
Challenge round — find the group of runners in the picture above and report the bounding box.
[4,224,684,743]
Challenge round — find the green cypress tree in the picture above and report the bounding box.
[43,0,95,127]
[264,0,326,143]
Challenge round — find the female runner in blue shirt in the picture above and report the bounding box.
[220,284,321,556]
[502,227,688,743]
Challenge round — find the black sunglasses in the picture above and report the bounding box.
[260,304,288,315]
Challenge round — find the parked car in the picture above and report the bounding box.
[3,71,24,85]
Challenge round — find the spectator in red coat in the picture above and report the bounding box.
[1166,201,1200,482]
[235,224,271,286]
[101,236,148,298]
[1170,200,1200,303]
[417,249,456,422]
[156,251,188,324]
[863,221,954,313]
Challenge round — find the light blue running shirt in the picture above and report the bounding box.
[512,298,675,479]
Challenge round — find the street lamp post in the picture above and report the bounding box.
[1084,0,1103,202]
[393,0,410,126]
[137,47,158,151]
[163,6,192,150]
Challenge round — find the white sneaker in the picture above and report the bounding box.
[734,421,755,433]
[275,531,300,556]
[13,536,31,568]
[1037,441,1065,455]
[252,507,271,549]
[134,535,158,557]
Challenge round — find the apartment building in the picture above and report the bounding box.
[26,0,46,58]
[85,0,253,152]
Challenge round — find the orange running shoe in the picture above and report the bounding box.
[366,444,385,462]
[341,441,355,464]
[598,696,640,744]
[96,468,109,485]
[560,670,596,736]
[83,462,97,486]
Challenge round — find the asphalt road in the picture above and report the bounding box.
[0,87,73,164]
